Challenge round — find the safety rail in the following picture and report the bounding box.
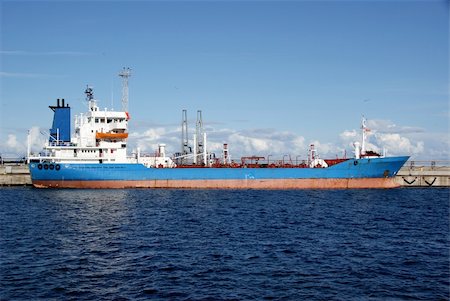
[403,160,450,168]
[0,157,27,165]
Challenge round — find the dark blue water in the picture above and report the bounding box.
[1,188,448,300]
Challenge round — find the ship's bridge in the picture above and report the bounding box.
[88,111,128,131]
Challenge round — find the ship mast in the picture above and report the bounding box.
[119,67,131,112]
[361,116,368,156]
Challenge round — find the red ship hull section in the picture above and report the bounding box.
[33,178,400,189]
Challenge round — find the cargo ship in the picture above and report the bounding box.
[28,70,409,189]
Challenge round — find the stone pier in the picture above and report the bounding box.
[395,161,450,188]
[0,164,32,186]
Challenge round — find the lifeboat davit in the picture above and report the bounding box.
[96,132,129,140]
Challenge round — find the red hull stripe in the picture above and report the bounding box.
[33,178,400,189]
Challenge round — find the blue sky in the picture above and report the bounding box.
[1,0,448,160]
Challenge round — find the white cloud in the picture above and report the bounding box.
[129,127,178,153]
[0,127,48,158]
[1,134,25,158]
[339,129,358,149]
[221,128,307,158]
[340,129,358,140]
[229,132,269,154]
[375,133,424,156]
[292,136,306,151]
[406,132,450,160]
[339,118,449,160]
[127,125,308,160]
[29,127,48,152]
[366,119,425,134]
[6,134,19,149]
[127,117,448,161]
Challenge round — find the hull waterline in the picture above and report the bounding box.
[32,178,401,189]
[29,156,410,189]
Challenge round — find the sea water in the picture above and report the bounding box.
[1,188,448,300]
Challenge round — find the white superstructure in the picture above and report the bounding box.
[29,81,175,168]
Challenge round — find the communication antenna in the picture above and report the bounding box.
[85,85,94,101]
[84,85,96,112]
[119,67,131,112]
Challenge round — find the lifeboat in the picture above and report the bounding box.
[96,132,128,140]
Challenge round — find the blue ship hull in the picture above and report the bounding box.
[29,156,409,189]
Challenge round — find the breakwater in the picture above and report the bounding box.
[1,161,449,187]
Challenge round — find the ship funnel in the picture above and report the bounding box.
[49,98,71,144]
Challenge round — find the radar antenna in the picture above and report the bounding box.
[85,85,94,101]
[119,67,131,112]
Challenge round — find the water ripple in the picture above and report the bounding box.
[0,188,449,300]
